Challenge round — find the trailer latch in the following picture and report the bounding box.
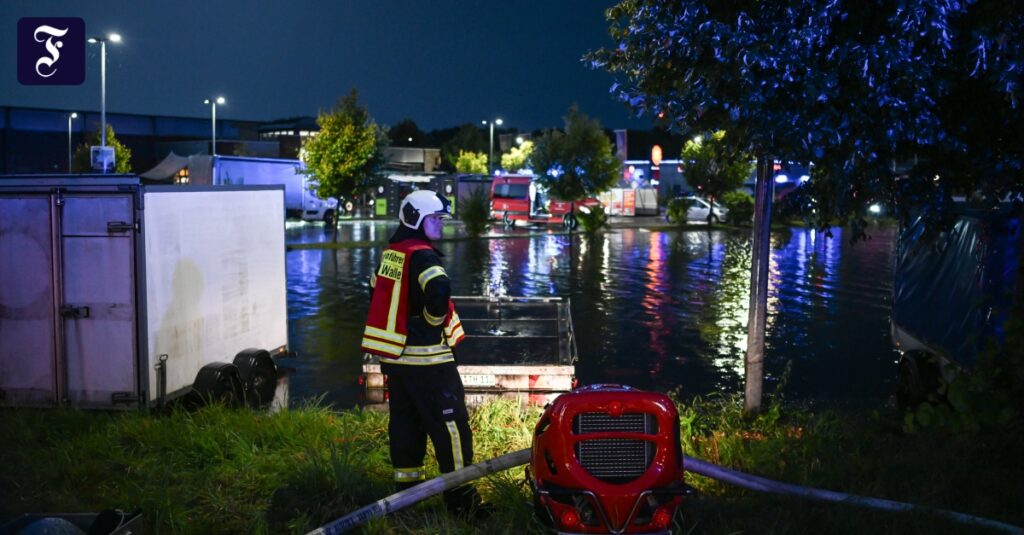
[59,305,90,319]
[107,220,137,233]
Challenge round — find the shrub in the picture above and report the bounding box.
[721,190,754,224]
[458,187,491,237]
[577,204,609,233]
[666,198,690,226]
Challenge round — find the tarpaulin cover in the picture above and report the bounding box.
[139,152,189,180]
[893,206,1021,366]
[138,153,213,185]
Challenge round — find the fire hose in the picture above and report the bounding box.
[308,448,1023,535]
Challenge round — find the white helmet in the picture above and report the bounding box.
[399,189,452,229]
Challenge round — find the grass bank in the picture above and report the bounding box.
[1,397,1020,534]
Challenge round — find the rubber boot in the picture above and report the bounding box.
[444,485,491,520]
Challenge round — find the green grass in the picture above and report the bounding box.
[1,396,1021,534]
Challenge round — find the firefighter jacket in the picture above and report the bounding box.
[361,238,465,364]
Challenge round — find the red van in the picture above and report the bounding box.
[490,175,602,229]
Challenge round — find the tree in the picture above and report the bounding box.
[300,90,387,239]
[681,131,754,222]
[530,106,621,203]
[590,1,1023,229]
[590,0,1024,416]
[71,124,132,173]
[454,150,488,174]
[441,124,488,170]
[500,140,534,173]
[388,118,425,147]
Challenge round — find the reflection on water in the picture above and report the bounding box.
[286,223,899,409]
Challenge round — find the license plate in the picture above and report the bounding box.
[462,374,496,387]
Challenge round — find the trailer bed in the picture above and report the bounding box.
[362,296,577,396]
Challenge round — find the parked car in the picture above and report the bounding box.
[666,195,729,224]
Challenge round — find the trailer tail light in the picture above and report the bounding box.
[528,384,686,534]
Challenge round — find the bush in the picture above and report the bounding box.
[577,204,609,233]
[665,198,690,226]
[721,190,754,224]
[458,187,491,237]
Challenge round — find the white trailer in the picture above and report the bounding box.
[212,155,338,223]
[0,176,288,409]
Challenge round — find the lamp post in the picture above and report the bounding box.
[66,112,78,173]
[86,33,121,152]
[481,118,503,174]
[203,97,226,155]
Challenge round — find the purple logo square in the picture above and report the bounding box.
[18,17,86,85]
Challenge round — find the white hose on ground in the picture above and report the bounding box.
[306,449,531,535]
[682,455,1024,534]
[307,448,1023,535]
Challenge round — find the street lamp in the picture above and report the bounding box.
[66,112,78,173]
[203,96,226,155]
[481,118,503,174]
[87,33,121,152]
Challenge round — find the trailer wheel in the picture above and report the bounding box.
[896,351,941,410]
[233,348,278,407]
[192,362,244,407]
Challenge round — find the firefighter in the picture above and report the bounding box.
[360,189,485,517]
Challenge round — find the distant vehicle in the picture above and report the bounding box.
[666,195,729,224]
[213,156,339,224]
[891,200,1021,407]
[490,174,601,229]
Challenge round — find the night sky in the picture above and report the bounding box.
[1,0,650,131]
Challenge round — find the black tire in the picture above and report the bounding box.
[192,362,244,408]
[323,209,335,226]
[710,214,720,225]
[563,214,578,230]
[233,348,279,407]
[896,351,941,410]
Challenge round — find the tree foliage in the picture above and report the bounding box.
[388,118,424,147]
[441,124,488,169]
[458,186,492,237]
[300,89,387,203]
[681,131,753,219]
[500,140,534,173]
[71,124,132,173]
[588,0,1024,229]
[530,106,621,202]
[454,151,488,174]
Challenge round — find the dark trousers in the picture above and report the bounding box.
[382,362,476,508]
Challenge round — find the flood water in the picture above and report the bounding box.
[285,221,900,409]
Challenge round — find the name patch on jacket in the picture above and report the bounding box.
[378,250,406,281]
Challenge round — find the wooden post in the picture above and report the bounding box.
[744,157,774,415]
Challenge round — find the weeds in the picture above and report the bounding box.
[1,395,1022,534]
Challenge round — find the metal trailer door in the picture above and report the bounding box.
[0,194,60,406]
[60,193,139,407]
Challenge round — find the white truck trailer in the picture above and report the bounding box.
[0,176,289,409]
[212,155,338,224]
